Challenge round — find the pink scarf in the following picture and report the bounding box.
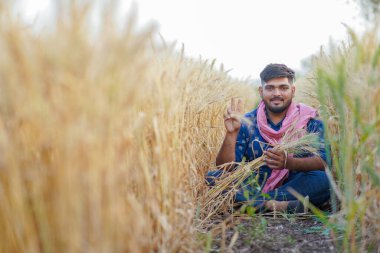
[257,101,317,193]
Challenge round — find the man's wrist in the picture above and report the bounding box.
[286,154,294,171]
[226,130,239,137]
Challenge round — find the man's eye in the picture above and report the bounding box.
[281,87,289,91]
[265,87,273,91]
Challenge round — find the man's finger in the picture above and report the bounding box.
[266,160,282,170]
[265,157,281,165]
[231,97,236,111]
[267,148,284,157]
[229,114,241,122]
[267,149,282,159]
[267,159,283,169]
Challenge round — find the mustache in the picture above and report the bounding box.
[270,98,284,101]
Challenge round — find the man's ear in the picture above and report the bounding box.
[292,85,296,98]
[259,86,263,98]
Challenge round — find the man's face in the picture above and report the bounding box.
[259,77,295,114]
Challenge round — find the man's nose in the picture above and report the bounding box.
[273,88,281,95]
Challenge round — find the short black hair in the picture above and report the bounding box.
[260,63,295,85]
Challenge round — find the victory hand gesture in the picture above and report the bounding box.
[224,97,244,133]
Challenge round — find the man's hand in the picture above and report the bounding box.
[264,148,287,170]
[224,97,243,133]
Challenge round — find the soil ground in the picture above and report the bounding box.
[208,213,337,253]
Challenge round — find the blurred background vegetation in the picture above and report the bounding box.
[0,0,379,252]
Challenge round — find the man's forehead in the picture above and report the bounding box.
[262,77,292,86]
[263,82,292,86]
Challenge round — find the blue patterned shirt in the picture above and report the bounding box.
[235,109,327,174]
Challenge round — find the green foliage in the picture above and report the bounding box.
[354,0,380,21]
[303,226,330,236]
[200,232,213,253]
[307,23,380,252]
[286,235,296,244]
[237,216,268,245]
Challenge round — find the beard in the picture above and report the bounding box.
[263,97,292,113]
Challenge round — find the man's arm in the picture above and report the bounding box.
[285,118,328,171]
[264,149,326,171]
[215,132,238,167]
[215,97,244,169]
[286,155,325,171]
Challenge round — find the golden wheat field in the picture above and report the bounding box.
[0,1,380,252]
[0,2,257,252]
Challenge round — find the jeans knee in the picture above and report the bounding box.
[306,170,331,204]
[305,170,330,186]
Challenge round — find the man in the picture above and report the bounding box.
[209,63,330,213]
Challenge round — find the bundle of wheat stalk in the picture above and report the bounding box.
[201,128,322,223]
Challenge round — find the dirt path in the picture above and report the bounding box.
[209,214,337,252]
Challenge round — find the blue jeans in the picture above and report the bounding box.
[206,169,331,210]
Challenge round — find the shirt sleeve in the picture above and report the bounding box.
[235,124,249,163]
[305,118,328,163]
